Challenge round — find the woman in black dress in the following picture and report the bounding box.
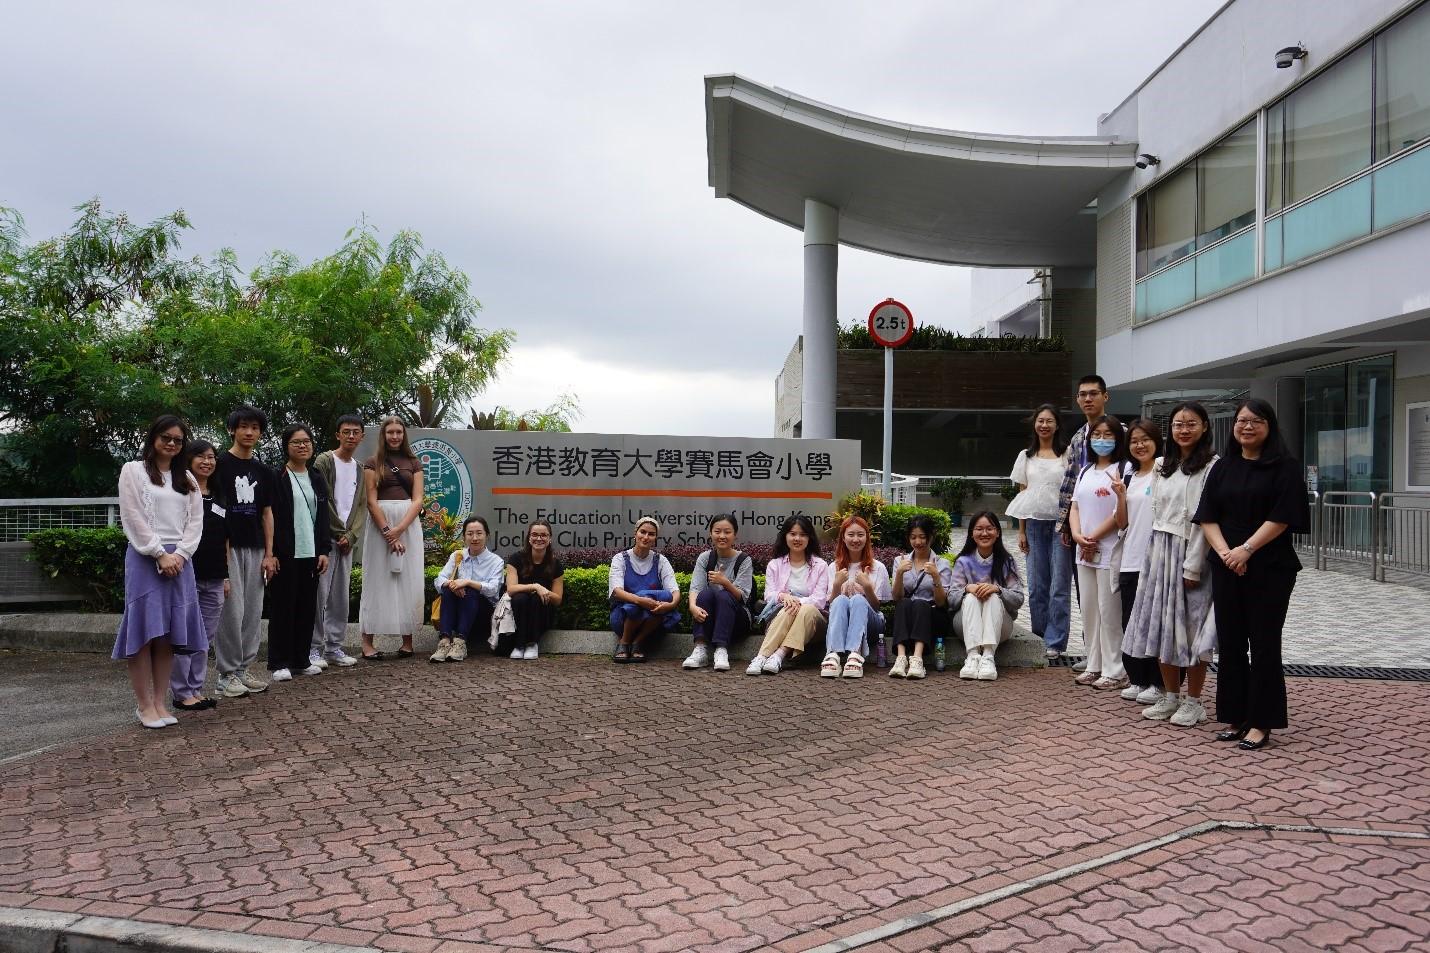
[1193,398,1309,751]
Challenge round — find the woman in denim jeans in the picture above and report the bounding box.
[1006,404,1070,659]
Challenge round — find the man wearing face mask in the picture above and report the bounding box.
[1053,375,1119,667]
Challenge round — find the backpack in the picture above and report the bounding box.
[702,550,762,618]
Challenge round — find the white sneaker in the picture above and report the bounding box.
[713,647,730,671]
[906,657,926,679]
[270,668,293,682]
[238,671,268,693]
[959,654,979,679]
[977,655,998,681]
[1044,648,1060,660]
[522,644,539,660]
[216,676,249,698]
[1072,659,1088,673]
[309,653,329,670]
[327,652,358,667]
[510,647,524,660]
[301,664,323,676]
[1170,697,1209,727]
[889,655,908,678]
[429,638,452,663]
[759,653,782,674]
[682,644,710,669]
[447,638,468,662]
[1143,694,1181,721]
[1121,683,1145,701]
[746,655,768,675]
[1135,685,1164,705]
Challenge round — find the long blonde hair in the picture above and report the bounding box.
[372,415,416,470]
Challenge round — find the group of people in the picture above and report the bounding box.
[115,380,1309,753]
[1006,375,1309,751]
[112,407,565,729]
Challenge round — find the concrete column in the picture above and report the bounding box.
[801,199,838,440]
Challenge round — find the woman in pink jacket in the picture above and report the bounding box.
[746,515,830,675]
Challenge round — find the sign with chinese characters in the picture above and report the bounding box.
[358,429,861,552]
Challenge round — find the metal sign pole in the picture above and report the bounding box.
[882,346,893,501]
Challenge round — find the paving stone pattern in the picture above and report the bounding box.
[1,655,1428,952]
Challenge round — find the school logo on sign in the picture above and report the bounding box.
[412,437,473,518]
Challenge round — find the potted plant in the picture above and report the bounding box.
[1000,481,1021,528]
[929,477,975,527]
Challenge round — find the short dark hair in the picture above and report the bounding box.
[1127,416,1165,464]
[708,513,738,534]
[462,515,490,535]
[1229,397,1291,462]
[280,423,315,461]
[771,514,822,562]
[335,414,364,431]
[906,514,938,547]
[1087,414,1129,467]
[226,404,268,434]
[1077,374,1108,393]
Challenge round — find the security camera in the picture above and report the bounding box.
[1276,45,1307,68]
[1135,153,1160,170]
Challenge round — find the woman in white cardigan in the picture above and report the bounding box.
[1123,401,1219,728]
[113,416,206,729]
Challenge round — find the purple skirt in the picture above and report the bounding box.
[112,544,206,660]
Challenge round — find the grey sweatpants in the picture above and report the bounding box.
[215,547,264,678]
[311,545,353,658]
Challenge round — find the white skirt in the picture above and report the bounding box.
[359,500,424,634]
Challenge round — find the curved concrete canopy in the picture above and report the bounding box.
[705,74,1140,267]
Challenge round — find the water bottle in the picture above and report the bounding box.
[934,637,946,672]
[875,634,887,668]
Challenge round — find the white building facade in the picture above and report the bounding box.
[1097,0,1430,495]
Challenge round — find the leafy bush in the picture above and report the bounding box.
[878,505,953,553]
[832,492,887,537]
[26,527,129,610]
[999,481,1021,502]
[836,321,1065,352]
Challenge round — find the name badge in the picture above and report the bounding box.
[211,505,226,518]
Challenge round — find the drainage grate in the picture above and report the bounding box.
[1047,654,1430,682]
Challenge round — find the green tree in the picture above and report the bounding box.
[0,202,515,495]
[469,394,581,432]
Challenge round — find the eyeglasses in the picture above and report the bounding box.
[1170,423,1202,431]
[156,434,185,446]
[1234,417,1267,428]
[288,439,313,447]
[1076,391,1103,400]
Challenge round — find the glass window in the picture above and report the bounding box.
[1376,2,1430,159]
[1197,119,1256,246]
[1135,165,1195,276]
[1268,43,1373,211]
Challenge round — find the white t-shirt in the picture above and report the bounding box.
[1006,450,1067,521]
[149,469,190,546]
[1120,466,1157,573]
[333,455,359,523]
[1072,463,1128,569]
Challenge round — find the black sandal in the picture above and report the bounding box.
[396,648,414,658]
[630,645,647,663]
[362,651,387,661]
[613,644,631,663]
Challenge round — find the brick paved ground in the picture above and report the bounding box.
[1,654,1428,952]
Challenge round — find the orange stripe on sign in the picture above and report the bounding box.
[490,487,833,501]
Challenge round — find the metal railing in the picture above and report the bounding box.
[0,497,119,603]
[1293,490,1430,582]
[859,469,920,505]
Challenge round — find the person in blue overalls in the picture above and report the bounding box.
[609,517,682,663]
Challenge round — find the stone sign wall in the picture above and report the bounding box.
[357,429,861,552]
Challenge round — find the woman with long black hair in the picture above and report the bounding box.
[888,515,952,680]
[747,515,829,675]
[504,521,564,659]
[1194,398,1309,751]
[113,416,205,729]
[950,512,1025,681]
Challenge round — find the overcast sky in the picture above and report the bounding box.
[2,0,1221,437]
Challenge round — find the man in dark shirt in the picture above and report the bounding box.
[213,405,278,698]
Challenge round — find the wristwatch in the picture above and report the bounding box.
[1240,542,1254,554]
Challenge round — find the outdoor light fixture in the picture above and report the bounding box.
[1275,44,1307,68]
[1135,153,1160,169]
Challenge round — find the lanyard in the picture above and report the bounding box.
[288,469,317,525]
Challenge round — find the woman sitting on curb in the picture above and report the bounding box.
[821,516,890,679]
[889,515,952,680]
[610,517,681,663]
[503,521,564,660]
[431,515,505,663]
[684,513,754,673]
[950,512,1025,682]
[747,515,829,675]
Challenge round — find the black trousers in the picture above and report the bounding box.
[891,598,950,649]
[1211,561,1297,730]
[509,590,556,648]
[1118,572,1159,688]
[267,556,319,672]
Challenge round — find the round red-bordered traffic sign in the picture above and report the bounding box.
[867,298,915,348]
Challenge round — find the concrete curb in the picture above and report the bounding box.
[0,613,1047,668]
[0,907,375,953]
